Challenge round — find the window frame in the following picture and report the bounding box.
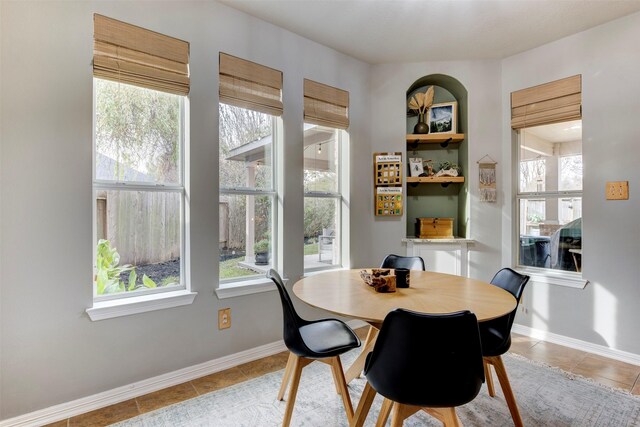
[218,107,279,285]
[91,79,188,302]
[303,127,345,273]
[513,125,584,285]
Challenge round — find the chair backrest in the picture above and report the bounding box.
[266,269,307,354]
[490,267,529,303]
[364,309,484,408]
[380,254,426,271]
[487,268,530,341]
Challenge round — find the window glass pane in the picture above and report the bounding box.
[559,155,583,191]
[219,194,273,280]
[95,80,181,184]
[304,125,339,193]
[518,197,582,272]
[95,190,181,295]
[219,104,273,190]
[304,197,339,268]
[519,120,582,193]
[519,159,546,193]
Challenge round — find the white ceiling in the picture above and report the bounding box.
[525,119,582,143]
[218,0,640,64]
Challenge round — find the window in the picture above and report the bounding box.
[303,125,344,271]
[516,120,582,273]
[93,79,186,299]
[217,53,282,285]
[302,79,349,272]
[218,104,277,282]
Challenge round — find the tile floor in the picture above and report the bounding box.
[45,329,640,427]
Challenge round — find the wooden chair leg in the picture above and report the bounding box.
[282,356,311,427]
[278,352,295,401]
[484,358,496,397]
[375,398,393,427]
[390,403,420,427]
[330,360,342,395]
[345,327,379,383]
[390,402,406,427]
[331,356,354,422]
[488,355,523,427]
[350,382,377,427]
[424,407,462,427]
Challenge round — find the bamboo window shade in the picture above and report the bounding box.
[93,14,190,96]
[511,75,581,129]
[219,53,283,116]
[304,79,349,129]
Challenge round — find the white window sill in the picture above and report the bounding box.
[216,277,276,299]
[86,290,197,321]
[215,267,347,299]
[516,267,589,289]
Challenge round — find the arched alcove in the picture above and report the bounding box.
[405,74,469,238]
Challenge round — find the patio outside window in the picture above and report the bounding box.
[517,119,583,273]
[219,103,276,282]
[303,124,343,271]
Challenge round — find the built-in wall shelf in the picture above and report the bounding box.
[406,176,465,184]
[406,133,465,148]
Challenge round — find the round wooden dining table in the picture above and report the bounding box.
[293,269,516,325]
[292,269,517,383]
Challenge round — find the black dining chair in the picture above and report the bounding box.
[352,308,484,427]
[344,254,427,383]
[381,254,426,271]
[266,269,361,427]
[481,268,530,427]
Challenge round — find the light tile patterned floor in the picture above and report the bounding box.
[45,329,640,427]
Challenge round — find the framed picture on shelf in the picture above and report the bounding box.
[428,101,457,134]
[409,158,424,177]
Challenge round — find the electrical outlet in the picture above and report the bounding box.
[606,181,629,200]
[218,308,231,330]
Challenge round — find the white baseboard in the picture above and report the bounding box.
[0,320,366,427]
[512,323,640,366]
[0,340,288,427]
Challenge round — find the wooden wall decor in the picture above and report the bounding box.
[374,152,403,217]
[374,152,402,186]
[375,187,403,216]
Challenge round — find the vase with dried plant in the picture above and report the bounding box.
[408,86,434,134]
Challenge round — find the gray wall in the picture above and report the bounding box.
[501,12,640,355]
[0,1,370,419]
[2,0,640,421]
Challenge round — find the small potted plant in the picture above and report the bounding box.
[435,161,462,177]
[254,239,270,265]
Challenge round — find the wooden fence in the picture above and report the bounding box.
[97,190,180,265]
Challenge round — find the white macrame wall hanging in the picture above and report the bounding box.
[478,155,497,203]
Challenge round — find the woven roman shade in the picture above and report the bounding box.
[304,79,349,129]
[511,75,581,129]
[219,53,283,116]
[93,14,190,96]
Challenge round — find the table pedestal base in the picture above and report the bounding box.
[345,323,381,383]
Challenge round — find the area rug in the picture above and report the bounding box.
[111,350,640,426]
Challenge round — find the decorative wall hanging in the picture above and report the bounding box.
[374,152,402,186]
[374,152,403,216]
[478,155,497,203]
[375,187,403,216]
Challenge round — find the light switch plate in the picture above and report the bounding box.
[606,181,629,200]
